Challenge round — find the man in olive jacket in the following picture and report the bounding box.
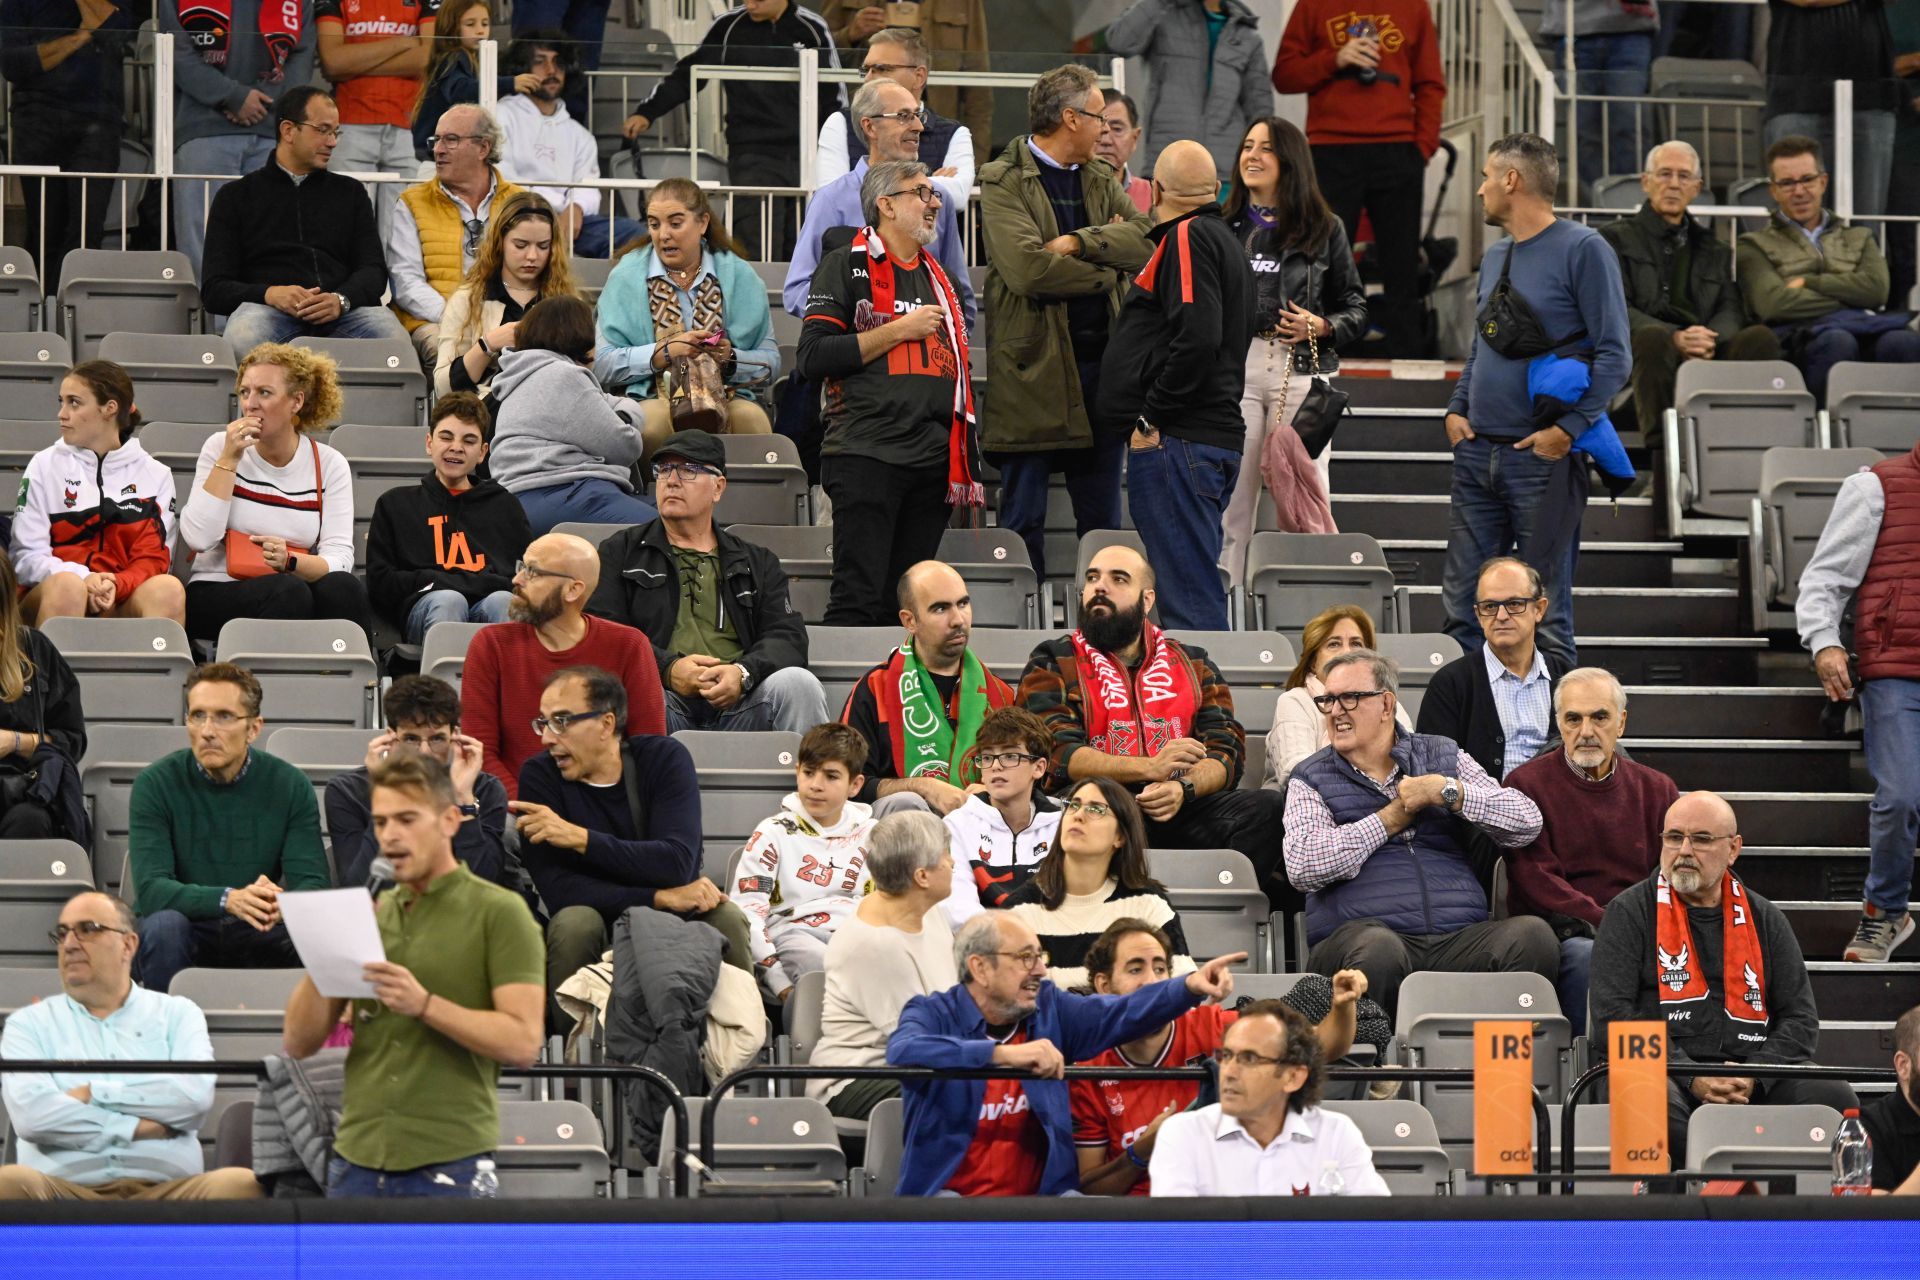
[1599,140,1781,433]
[978,63,1153,584]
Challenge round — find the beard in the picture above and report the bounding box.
[1667,864,1704,896]
[1080,595,1146,653]
[509,591,563,626]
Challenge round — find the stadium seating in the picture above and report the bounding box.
[57,249,201,363]
[420,621,487,690]
[1822,362,1920,453]
[658,1096,846,1196]
[1684,1102,1845,1191]
[1321,1099,1451,1195]
[0,331,70,401]
[672,729,799,882]
[851,1096,906,1197]
[291,336,428,428]
[0,841,94,967]
[96,332,236,425]
[937,526,1043,629]
[1746,447,1882,632]
[1372,633,1465,721]
[0,246,42,331]
[262,726,375,839]
[805,625,894,715]
[713,433,809,526]
[1245,531,1401,635]
[496,1100,612,1197]
[214,618,380,731]
[1392,971,1572,1147]
[1665,360,1818,532]
[1145,847,1274,971]
[78,723,184,897]
[38,617,195,726]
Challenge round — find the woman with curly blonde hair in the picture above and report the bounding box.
[179,342,372,642]
[434,191,583,398]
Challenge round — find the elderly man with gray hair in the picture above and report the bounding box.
[1502,667,1680,1033]
[1282,648,1555,1019]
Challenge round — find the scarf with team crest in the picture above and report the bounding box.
[1654,869,1768,1036]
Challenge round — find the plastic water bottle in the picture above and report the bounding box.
[470,1158,499,1199]
[1831,1109,1872,1195]
[1317,1160,1346,1197]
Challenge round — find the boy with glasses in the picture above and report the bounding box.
[1417,556,1568,780]
[942,707,1060,921]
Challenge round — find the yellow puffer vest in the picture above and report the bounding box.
[390,169,526,333]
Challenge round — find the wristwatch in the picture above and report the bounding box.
[219,887,232,913]
[457,802,480,819]
[1440,777,1462,812]
[1135,415,1159,437]
[1178,777,1196,806]
[334,293,351,315]
[734,663,754,692]
[282,553,299,575]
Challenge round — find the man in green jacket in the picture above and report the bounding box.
[1735,134,1920,403]
[1600,139,1781,433]
[978,63,1153,584]
[130,663,332,994]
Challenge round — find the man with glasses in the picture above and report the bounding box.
[389,103,526,367]
[818,0,992,167]
[1107,0,1272,180]
[887,910,1242,1196]
[1599,139,1782,434]
[202,85,411,353]
[977,63,1153,586]
[1417,556,1568,780]
[1282,648,1555,1019]
[1736,134,1920,405]
[1148,999,1388,1196]
[0,891,263,1200]
[813,27,974,208]
[127,663,331,997]
[586,430,827,736]
[942,706,1060,919]
[460,531,667,800]
[511,665,751,1025]
[1590,789,1856,1165]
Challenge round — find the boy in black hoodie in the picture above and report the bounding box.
[367,392,535,643]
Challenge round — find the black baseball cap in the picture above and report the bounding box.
[653,430,727,476]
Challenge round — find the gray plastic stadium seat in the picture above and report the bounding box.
[97,332,236,425]
[1824,362,1920,453]
[572,255,614,302]
[79,724,185,898]
[215,618,379,731]
[661,1097,846,1196]
[57,249,201,362]
[1551,1103,1616,1195]
[1145,847,1273,971]
[1589,174,1644,211]
[328,423,427,460]
[1666,360,1818,528]
[291,336,427,427]
[497,1100,611,1197]
[1246,532,1399,635]
[855,1096,906,1196]
[0,421,51,473]
[1394,971,1572,1147]
[1321,1099,1451,1195]
[40,617,194,726]
[0,967,61,1019]
[1372,633,1465,723]
[262,726,376,837]
[213,1101,255,1171]
[675,730,799,873]
[961,628,1052,688]
[1647,57,1766,195]
[1232,684,1282,736]
[805,625,896,717]
[1165,630,1297,686]
[0,247,43,331]
[939,527,1042,628]
[1747,447,1883,631]
[0,841,94,967]
[785,967,826,1065]
[1685,1102,1843,1187]
[420,621,487,691]
[0,332,70,401]
[713,434,809,527]
[726,524,833,622]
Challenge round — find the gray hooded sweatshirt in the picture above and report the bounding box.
[160,0,319,148]
[488,347,646,495]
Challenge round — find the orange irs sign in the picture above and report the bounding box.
[1473,1021,1534,1177]
[1609,1021,1670,1175]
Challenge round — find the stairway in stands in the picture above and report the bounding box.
[1333,373,1920,1089]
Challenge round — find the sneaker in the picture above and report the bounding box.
[1843,904,1915,963]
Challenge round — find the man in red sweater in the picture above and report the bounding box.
[1503,667,1678,1035]
[460,532,668,799]
[1272,0,1445,358]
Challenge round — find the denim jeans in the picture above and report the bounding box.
[174,134,275,278]
[405,588,515,645]
[1862,676,1920,914]
[1553,32,1653,191]
[572,213,645,260]
[665,665,830,736]
[326,1153,485,1198]
[134,911,299,997]
[991,360,1122,584]
[1764,110,1898,219]
[222,300,411,356]
[513,478,657,537]
[1558,936,1594,1037]
[1125,433,1240,631]
[330,123,417,244]
[1440,435,1587,671]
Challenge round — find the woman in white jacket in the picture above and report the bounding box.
[1263,604,1411,789]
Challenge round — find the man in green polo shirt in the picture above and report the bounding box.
[284,753,544,1197]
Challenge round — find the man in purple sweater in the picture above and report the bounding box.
[1503,667,1678,1033]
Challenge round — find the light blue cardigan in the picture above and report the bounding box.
[593,245,780,402]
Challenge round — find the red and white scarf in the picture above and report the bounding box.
[179,0,305,78]
[1654,870,1768,1037]
[1068,623,1200,759]
[851,225,982,509]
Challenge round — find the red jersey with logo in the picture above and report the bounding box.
[1071,1004,1237,1196]
[316,0,441,125]
[944,1027,1047,1197]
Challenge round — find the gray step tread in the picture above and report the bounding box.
[1383,538,1684,553]
[1621,737,1854,751]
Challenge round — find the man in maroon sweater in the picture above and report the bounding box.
[1272,0,1445,358]
[1503,667,1677,1034]
[461,532,668,799]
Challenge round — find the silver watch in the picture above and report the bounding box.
[1440,778,1462,811]
[734,663,753,692]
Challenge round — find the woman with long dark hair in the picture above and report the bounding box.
[1003,777,1192,989]
[1220,116,1369,581]
[0,554,88,839]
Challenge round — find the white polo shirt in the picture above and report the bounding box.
[1147,1104,1391,1197]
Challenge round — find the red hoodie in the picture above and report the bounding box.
[1272,0,1446,157]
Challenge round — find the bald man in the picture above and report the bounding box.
[460,533,669,799]
[1590,790,1856,1166]
[843,561,1018,816]
[1096,138,1258,631]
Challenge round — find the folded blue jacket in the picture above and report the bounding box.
[1529,352,1636,499]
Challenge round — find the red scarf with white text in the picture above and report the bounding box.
[179,0,304,78]
[1654,870,1768,1037]
[1068,623,1200,758]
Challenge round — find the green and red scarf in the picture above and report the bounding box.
[873,644,1012,783]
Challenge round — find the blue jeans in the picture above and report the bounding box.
[1441,435,1587,672]
[405,588,514,645]
[174,134,275,279]
[991,361,1123,584]
[1553,32,1653,190]
[1558,936,1594,1037]
[326,1153,486,1198]
[1862,677,1920,914]
[134,910,299,997]
[223,301,410,358]
[1125,434,1239,631]
[572,213,645,260]
[512,478,656,537]
[1797,328,1920,405]
[665,665,830,736]
[1765,110,1899,219]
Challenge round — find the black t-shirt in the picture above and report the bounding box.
[803,246,958,469]
[1861,1089,1920,1191]
[843,663,961,802]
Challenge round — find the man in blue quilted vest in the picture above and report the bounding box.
[1279,648,1557,1018]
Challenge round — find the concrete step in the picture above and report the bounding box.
[1405,585,1741,636]
[1725,793,1870,848]
[1579,637,1769,685]
[1731,847,1869,903]
[1335,451,1457,496]
[1820,1021,1900,1068]
[1624,686,1832,740]
[1332,493,1663,541]
[1334,377,1458,411]
[1380,539,1682,589]
[1780,903,1920,961]
[1806,962,1920,1023]
[1621,738,1856,792]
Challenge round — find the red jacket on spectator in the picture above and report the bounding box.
[1272,0,1446,157]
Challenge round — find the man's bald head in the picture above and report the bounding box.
[1659,790,1743,905]
[1153,140,1220,217]
[1089,543,1153,590]
[897,560,973,671]
[1666,790,1738,835]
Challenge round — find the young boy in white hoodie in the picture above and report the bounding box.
[735,722,877,1002]
[941,707,1062,929]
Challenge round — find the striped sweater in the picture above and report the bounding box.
[179,433,357,582]
[1003,876,1194,992]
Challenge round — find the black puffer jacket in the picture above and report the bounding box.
[1227,211,1370,373]
[604,906,722,1165]
[1597,202,1750,340]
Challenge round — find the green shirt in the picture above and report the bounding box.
[128,748,332,919]
[333,863,545,1171]
[667,545,743,663]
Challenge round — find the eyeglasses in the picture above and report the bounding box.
[861,61,925,78]
[993,949,1050,971]
[654,460,723,481]
[1647,168,1699,185]
[863,107,930,126]
[397,731,452,750]
[1769,173,1824,191]
[462,217,485,255]
[1660,830,1736,849]
[1311,689,1388,713]
[514,559,578,583]
[1473,596,1542,618]
[1060,797,1112,818]
[884,184,941,205]
[531,707,609,736]
[51,921,131,944]
[1211,1047,1289,1069]
[429,132,485,150]
[187,710,253,729]
[296,121,342,140]
[1070,106,1106,125]
[976,751,1040,769]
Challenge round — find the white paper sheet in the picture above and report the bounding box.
[278,888,386,998]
